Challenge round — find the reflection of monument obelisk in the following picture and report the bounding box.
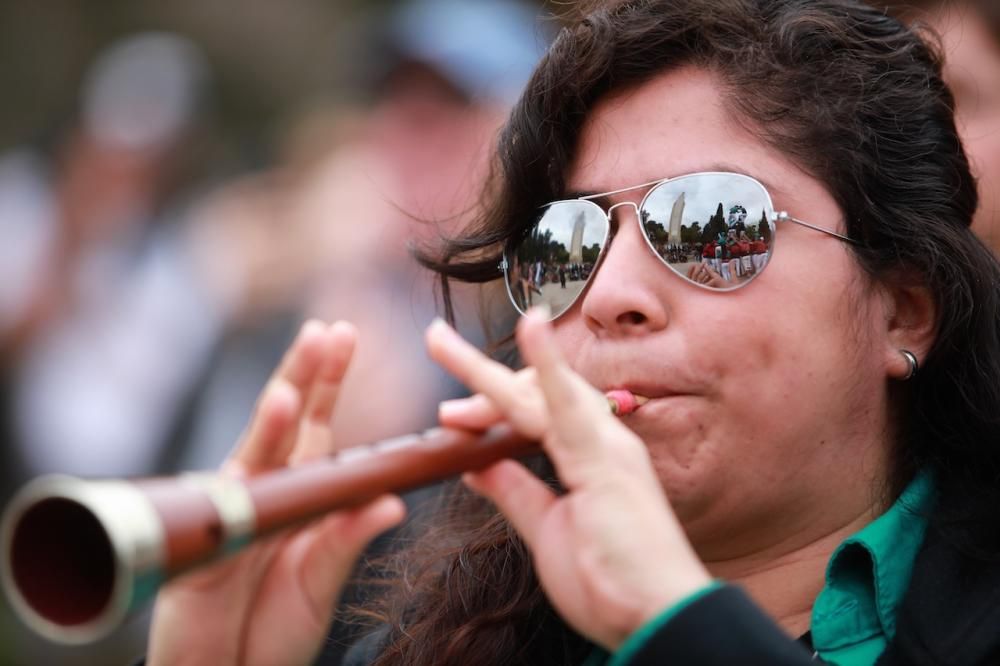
[668,191,685,244]
[569,212,586,263]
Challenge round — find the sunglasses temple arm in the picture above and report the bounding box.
[778,213,857,245]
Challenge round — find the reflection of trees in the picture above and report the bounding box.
[681,221,701,244]
[701,202,727,242]
[758,210,771,244]
[644,219,668,244]
[516,224,600,283]
[519,225,570,263]
[645,219,704,246]
[582,243,601,263]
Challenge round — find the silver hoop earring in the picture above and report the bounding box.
[900,349,919,381]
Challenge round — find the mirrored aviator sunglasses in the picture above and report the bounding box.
[501,171,854,320]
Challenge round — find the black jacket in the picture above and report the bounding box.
[340,523,1000,665]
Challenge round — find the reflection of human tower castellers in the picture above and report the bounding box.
[569,211,586,264]
[728,204,748,231]
[727,204,750,277]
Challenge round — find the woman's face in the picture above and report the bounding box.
[552,67,894,558]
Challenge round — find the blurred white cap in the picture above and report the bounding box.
[81,32,208,151]
[388,0,549,105]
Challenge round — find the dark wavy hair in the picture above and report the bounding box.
[358,1,1000,663]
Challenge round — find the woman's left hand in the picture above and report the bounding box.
[425,311,712,652]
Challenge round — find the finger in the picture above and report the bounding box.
[516,308,624,478]
[290,321,358,464]
[425,319,545,437]
[438,394,504,430]
[293,496,406,624]
[247,495,406,665]
[274,319,329,392]
[226,379,302,475]
[269,320,341,464]
[463,460,556,551]
[232,320,327,467]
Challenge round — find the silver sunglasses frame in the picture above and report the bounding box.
[500,171,856,319]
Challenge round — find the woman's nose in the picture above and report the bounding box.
[579,206,671,336]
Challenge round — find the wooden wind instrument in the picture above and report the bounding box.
[0,390,645,644]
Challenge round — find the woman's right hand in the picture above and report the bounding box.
[428,314,712,652]
[147,320,406,666]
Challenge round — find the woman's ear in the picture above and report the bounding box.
[881,278,936,380]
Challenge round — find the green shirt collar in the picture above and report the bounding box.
[586,474,934,666]
[811,472,934,658]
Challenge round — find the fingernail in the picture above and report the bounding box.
[428,317,458,340]
[527,304,552,321]
[329,320,357,340]
[220,459,248,479]
[270,378,300,408]
[461,472,483,493]
[300,318,325,339]
[438,399,461,418]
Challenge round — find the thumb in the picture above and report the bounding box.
[245,495,406,666]
[296,495,407,623]
[464,460,557,551]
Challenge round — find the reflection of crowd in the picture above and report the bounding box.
[507,256,593,311]
[647,203,770,287]
[655,242,698,264]
[675,204,770,287]
[700,230,769,282]
[652,232,768,288]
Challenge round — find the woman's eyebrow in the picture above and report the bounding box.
[563,164,785,202]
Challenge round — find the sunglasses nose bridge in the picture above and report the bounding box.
[606,200,640,222]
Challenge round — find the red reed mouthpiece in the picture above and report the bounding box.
[605,390,649,416]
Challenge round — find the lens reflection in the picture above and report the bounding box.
[641,174,774,290]
[504,174,779,319]
[505,201,607,316]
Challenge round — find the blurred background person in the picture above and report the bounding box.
[0,33,227,485]
[0,30,254,666]
[888,0,1000,251]
[173,0,548,474]
[0,1,548,664]
[171,2,550,661]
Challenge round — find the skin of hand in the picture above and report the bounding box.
[686,262,727,288]
[147,320,406,666]
[426,309,713,652]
